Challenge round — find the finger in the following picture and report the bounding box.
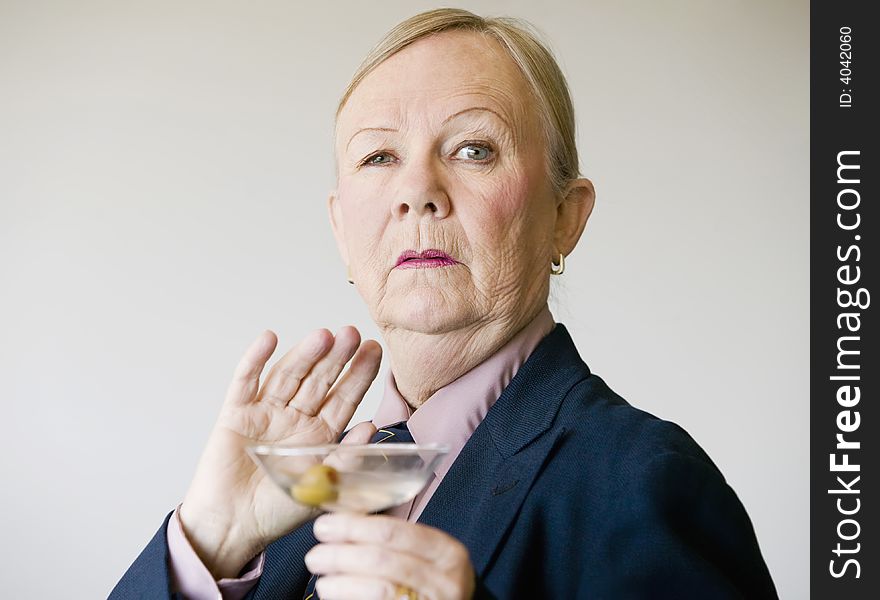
[319,340,382,432]
[340,421,378,444]
[224,330,278,407]
[288,326,361,415]
[306,543,433,594]
[324,421,379,471]
[310,541,475,600]
[312,514,467,568]
[314,574,398,600]
[257,328,334,407]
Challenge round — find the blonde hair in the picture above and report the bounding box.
[336,8,580,196]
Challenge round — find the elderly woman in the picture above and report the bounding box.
[113,8,776,600]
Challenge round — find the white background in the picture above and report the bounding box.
[0,1,808,597]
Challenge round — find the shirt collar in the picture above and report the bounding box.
[372,305,556,480]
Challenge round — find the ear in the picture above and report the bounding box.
[327,190,350,265]
[554,178,596,258]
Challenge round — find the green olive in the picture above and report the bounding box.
[290,464,339,507]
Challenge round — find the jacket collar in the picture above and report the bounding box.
[483,323,588,457]
[416,324,589,574]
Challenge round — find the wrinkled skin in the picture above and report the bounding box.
[330,29,594,408]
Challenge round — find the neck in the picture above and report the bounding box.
[381,304,547,409]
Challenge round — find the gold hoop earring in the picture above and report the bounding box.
[550,252,565,275]
[346,265,354,285]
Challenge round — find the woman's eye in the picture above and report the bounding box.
[454,144,493,161]
[363,153,394,166]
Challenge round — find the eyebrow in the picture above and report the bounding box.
[345,106,512,152]
[442,106,512,129]
[346,127,397,152]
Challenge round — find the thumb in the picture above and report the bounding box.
[340,421,378,444]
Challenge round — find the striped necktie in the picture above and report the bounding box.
[302,421,412,600]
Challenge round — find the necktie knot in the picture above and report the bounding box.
[370,420,414,444]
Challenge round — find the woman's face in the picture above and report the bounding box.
[330,30,571,335]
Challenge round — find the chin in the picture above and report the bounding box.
[381,287,476,334]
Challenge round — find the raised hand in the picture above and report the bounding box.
[179,326,382,578]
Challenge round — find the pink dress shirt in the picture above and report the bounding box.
[168,305,556,599]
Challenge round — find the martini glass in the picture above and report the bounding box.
[247,443,448,514]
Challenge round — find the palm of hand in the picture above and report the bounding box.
[180,326,382,573]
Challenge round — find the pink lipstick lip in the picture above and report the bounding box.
[395,248,459,268]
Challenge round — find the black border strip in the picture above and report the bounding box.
[810,2,877,597]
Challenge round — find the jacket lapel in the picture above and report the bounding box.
[417,324,588,574]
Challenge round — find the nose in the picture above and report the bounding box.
[391,157,451,220]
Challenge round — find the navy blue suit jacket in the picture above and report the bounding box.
[111,324,777,599]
